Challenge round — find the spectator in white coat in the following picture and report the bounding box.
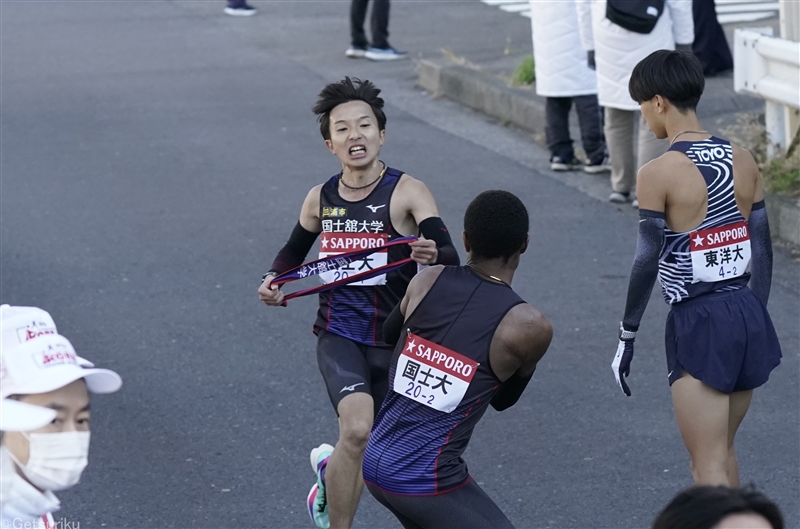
[0,305,122,529]
[531,0,609,173]
[576,0,694,205]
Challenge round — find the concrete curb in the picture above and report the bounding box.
[417,57,800,247]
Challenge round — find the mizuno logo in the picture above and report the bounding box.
[667,371,674,378]
[340,383,365,393]
[366,204,385,213]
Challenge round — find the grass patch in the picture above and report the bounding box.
[512,55,535,86]
[720,113,799,196]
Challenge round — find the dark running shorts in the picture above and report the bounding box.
[665,287,782,393]
[316,329,393,416]
[366,480,514,529]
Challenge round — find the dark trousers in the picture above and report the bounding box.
[545,95,605,163]
[351,0,390,49]
[692,0,733,76]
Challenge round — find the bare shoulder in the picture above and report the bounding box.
[499,303,553,362]
[395,173,431,195]
[299,184,324,230]
[731,143,759,172]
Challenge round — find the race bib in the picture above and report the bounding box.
[392,332,478,413]
[319,233,388,286]
[690,221,751,283]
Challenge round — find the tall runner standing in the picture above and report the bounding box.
[363,190,553,528]
[257,77,459,529]
[613,50,782,486]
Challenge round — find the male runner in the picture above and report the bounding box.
[362,190,553,528]
[257,77,459,529]
[613,50,781,486]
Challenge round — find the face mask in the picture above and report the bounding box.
[9,431,90,492]
[1,447,15,509]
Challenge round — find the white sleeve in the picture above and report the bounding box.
[575,0,595,51]
[666,0,694,45]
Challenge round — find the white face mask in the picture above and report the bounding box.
[10,431,90,492]
[1,446,15,509]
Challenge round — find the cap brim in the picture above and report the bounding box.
[0,399,57,431]
[9,366,122,397]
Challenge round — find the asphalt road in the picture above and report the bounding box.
[1,2,798,528]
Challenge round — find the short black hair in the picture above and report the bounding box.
[464,190,528,262]
[312,77,387,140]
[629,50,705,112]
[652,486,784,529]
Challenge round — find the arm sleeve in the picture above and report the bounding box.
[383,302,405,346]
[621,210,665,331]
[575,0,595,51]
[419,217,460,266]
[748,200,773,305]
[666,0,695,46]
[490,369,534,412]
[268,222,319,275]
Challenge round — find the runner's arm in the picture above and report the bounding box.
[621,211,664,331]
[490,305,552,411]
[266,187,322,276]
[748,200,773,305]
[400,176,460,266]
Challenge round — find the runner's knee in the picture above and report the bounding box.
[339,419,371,452]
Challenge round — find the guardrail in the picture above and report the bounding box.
[733,28,800,158]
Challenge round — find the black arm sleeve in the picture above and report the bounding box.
[383,302,405,346]
[748,200,773,305]
[490,369,534,412]
[621,210,665,332]
[419,217,460,266]
[269,222,319,275]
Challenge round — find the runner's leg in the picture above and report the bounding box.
[726,389,753,487]
[366,484,424,529]
[326,393,374,529]
[671,372,730,485]
[316,331,377,528]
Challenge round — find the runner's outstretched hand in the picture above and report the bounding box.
[612,324,636,396]
[258,274,285,307]
[409,238,438,265]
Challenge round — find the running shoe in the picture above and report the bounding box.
[345,45,367,59]
[224,3,256,16]
[365,47,408,61]
[308,443,334,529]
[631,198,639,208]
[609,191,631,203]
[584,156,611,174]
[550,155,581,172]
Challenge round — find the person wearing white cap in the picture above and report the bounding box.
[0,305,122,528]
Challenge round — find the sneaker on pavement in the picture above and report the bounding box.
[345,46,367,58]
[307,443,334,529]
[365,47,408,61]
[550,155,581,172]
[224,3,256,16]
[609,191,631,203]
[584,156,611,174]
[631,198,639,208]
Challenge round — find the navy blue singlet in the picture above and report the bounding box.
[363,266,524,495]
[314,167,417,347]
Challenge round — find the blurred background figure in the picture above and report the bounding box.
[692,0,733,76]
[347,0,407,61]
[576,0,694,206]
[224,0,256,17]
[0,305,122,529]
[530,0,609,174]
[653,486,785,529]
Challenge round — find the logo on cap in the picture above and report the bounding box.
[16,322,57,343]
[33,344,79,369]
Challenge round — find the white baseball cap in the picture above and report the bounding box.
[1,334,122,398]
[0,399,56,431]
[1,304,58,352]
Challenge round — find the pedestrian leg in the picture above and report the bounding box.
[604,107,635,195]
[573,94,607,166]
[350,0,370,48]
[636,112,668,170]
[370,0,390,49]
[545,97,575,164]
